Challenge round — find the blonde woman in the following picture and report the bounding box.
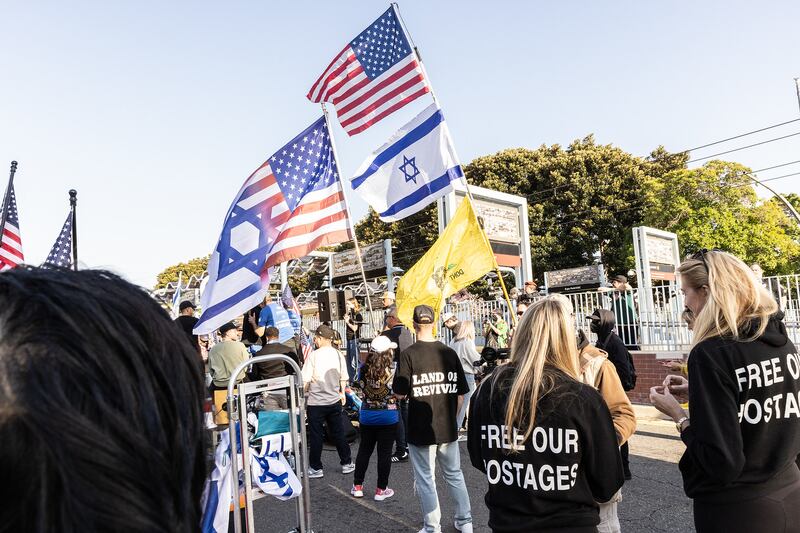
[467,295,624,532]
[650,250,800,533]
[450,321,481,435]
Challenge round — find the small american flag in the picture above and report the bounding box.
[0,183,24,271]
[307,6,430,136]
[194,117,351,335]
[281,285,313,360]
[42,213,73,268]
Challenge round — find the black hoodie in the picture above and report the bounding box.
[467,366,624,532]
[592,309,635,391]
[680,312,800,502]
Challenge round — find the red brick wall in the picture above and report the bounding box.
[626,352,687,404]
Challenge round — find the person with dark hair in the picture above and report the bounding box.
[384,308,413,463]
[0,267,206,532]
[174,300,201,353]
[254,326,298,410]
[589,308,636,480]
[344,297,364,384]
[610,275,639,349]
[351,335,399,501]
[207,321,250,391]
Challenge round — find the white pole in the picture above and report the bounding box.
[320,103,376,323]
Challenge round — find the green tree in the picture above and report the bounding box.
[645,161,800,274]
[354,205,439,271]
[465,137,683,277]
[155,256,209,289]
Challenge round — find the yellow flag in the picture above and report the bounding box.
[396,196,497,327]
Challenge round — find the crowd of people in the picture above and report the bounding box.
[2,248,799,532]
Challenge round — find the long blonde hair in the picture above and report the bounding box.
[454,320,475,342]
[503,294,580,450]
[677,250,778,345]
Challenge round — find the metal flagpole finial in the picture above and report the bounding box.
[69,189,77,206]
[10,161,17,173]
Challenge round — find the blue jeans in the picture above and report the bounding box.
[346,338,359,383]
[456,373,476,430]
[408,441,472,532]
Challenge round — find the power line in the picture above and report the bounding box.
[686,131,800,164]
[677,117,800,154]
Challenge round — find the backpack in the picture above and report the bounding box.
[601,332,637,391]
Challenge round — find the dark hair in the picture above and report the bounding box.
[0,267,206,532]
[264,326,280,339]
[365,348,394,383]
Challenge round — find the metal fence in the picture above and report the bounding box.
[300,274,800,353]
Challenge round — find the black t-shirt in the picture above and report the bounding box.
[174,315,199,353]
[384,325,414,362]
[467,366,624,532]
[392,340,468,445]
[345,311,363,340]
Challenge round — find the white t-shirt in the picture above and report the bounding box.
[301,346,348,406]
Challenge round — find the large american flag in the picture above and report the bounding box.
[194,117,351,334]
[307,6,430,136]
[0,183,24,271]
[42,213,73,268]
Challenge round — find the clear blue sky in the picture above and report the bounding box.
[1,1,798,287]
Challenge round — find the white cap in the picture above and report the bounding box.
[382,291,396,300]
[441,312,456,322]
[370,335,398,352]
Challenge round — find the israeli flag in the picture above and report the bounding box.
[350,104,463,222]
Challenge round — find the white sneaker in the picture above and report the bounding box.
[350,484,364,498]
[374,487,394,501]
[307,468,323,479]
[455,521,473,533]
[457,435,468,442]
[341,462,355,474]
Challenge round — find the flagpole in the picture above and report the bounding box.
[0,161,17,248]
[393,4,516,324]
[69,189,78,271]
[320,103,376,329]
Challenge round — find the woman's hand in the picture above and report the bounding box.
[663,374,689,395]
[649,385,687,422]
[660,360,684,372]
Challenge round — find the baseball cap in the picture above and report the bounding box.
[178,300,195,311]
[314,324,337,340]
[586,309,601,321]
[382,291,396,301]
[370,335,398,353]
[441,312,456,323]
[219,322,238,335]
[413,304,435,324]
[612,275,628,284]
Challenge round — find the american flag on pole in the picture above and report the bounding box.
[42,213,73,268]
[194,117,351,335]
[0,184,24,271]
[307,5,430,136]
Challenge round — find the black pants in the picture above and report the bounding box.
[307,403,351,471]
[620,441,630,473]
[354,423,397,489]
[394,399,409,454]
[694,478,800,533]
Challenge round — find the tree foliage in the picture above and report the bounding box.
[354,205,440,271]
[645,161,800,274]
[155,256,209,289]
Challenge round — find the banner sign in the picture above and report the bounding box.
[544,264,605,293]
[331,241,388,286]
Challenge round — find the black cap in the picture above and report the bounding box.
[612,275,627,284]
[413,304,435,324]
[314,324,337,340]
[586,309,601,321]
[179,300,195,311]
[219,322,238,335]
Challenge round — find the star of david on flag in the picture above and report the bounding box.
[194,117,351,335]
[307,5,430,136]
[350,103,463,222]
[42,213,73,268]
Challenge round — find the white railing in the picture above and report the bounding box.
[299,274,800,353]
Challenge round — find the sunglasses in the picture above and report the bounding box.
[688,248,724,273]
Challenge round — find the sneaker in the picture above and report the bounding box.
[307,468,324,479]
[374,487,394,501]
[457,435,468,442]
[350,484,364,498]
[454,521,474,533]
[391,451,409,463]
[341,462,355,474]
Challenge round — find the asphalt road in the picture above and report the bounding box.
[249,407,694,533]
